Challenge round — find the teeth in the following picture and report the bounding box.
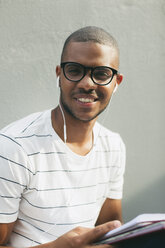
[78,98,94,103]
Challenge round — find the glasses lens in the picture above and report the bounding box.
[93,67,113,85]
[64,63,84,81]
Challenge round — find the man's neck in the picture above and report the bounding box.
[51,107,96,156]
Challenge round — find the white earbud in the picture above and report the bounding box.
[113,84,118,93]
[56,77,60,88]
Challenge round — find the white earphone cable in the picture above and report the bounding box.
[59,101,67,143]
[30,78,117,246]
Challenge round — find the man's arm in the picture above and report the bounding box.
[0,221,121,248]
[95,198,123,226]
[0,222,15,246]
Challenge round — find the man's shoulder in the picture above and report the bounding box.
[0,109,51,137]
[94,122,121,139]
[0,109,52,159]
[94,122,125,151]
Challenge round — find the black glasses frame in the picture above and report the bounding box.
[60,62,118,86]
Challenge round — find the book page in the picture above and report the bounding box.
[101,213,165,240]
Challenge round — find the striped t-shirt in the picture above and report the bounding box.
[0,109,126,246]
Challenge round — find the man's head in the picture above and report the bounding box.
[56,26,123,123]
[61,26,120,66]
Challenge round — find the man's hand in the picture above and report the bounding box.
[0,220,121,248]
[51,220,121,248]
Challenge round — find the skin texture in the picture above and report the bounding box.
[54,41,123,155]
[55,41,123,225]
[0,222,15,246]
[57,41,121,123]
[96,199,123,226]
[0,41,123,247]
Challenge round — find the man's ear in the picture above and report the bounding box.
[113,74,123,93]
[56,65,61,77]
[56,66,61,88]
[116,73,123,86]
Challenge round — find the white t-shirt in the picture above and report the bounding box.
[0,109,126,246]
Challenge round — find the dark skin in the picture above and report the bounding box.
[0,41,123,247]
[54,41,123,225]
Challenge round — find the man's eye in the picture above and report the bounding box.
[69,69,80,74]
[67,67,82,75]
[94,71,111,79]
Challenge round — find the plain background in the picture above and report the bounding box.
[0,0,164,222]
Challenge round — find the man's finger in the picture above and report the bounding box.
[81,220,121,244]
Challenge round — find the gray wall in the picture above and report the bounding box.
[0,0,165,222]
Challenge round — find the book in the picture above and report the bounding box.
[96,213,165,245]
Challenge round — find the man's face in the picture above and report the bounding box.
[57,41,122,122]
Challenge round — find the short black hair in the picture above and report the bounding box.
[61,26,119,62]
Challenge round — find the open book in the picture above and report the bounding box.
[96,213,165,245]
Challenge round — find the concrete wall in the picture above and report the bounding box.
[0,0,165,222]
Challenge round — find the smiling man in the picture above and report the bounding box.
[0,26,126,248]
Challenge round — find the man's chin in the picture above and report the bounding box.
[70,112,101,123]
[61,100,106,123]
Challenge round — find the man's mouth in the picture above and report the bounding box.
[74,93,98,104]
[77,98,96,103]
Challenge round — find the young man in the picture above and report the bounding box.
[0,26,125,247]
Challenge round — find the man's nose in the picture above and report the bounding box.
[77,72,97,91]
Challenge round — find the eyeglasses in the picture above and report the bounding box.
[60,62,118,86]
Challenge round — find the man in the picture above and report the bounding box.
[0,26,125,247]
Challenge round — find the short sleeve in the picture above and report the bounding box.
[107,136,126,199]
[0,134,30,223]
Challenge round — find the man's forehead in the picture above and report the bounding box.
[67,40,116,49]
[62,41,119,68]
[63,41,118,58]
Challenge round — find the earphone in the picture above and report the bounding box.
[56,76,67,142]
[113,83,118,93]
[30,73,119,246]
[57,75,118,142]
[59,101,67,143]
[56,76,60,88]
